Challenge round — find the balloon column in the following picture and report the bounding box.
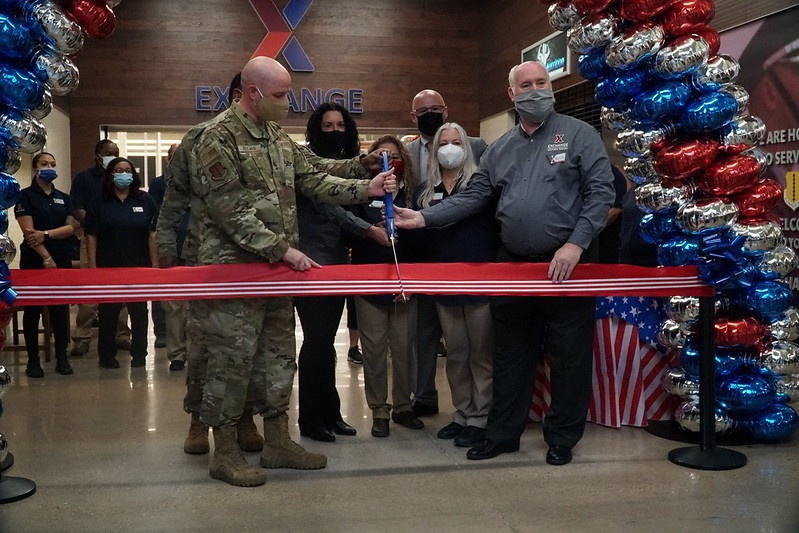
[544,0,799,441]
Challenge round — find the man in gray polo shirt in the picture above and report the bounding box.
[394,61,614,465]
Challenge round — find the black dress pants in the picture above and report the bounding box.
[98,301,148,362]
[23,304,69,360]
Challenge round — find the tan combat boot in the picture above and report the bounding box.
[236,407,264,452]
[209,425,266,487]
[260,413,327,470]
[183,413,210,454]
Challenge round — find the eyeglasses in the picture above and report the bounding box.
[413,105,447,116]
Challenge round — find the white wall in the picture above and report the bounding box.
[480,110,515,145]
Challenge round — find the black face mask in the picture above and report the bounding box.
[315,130,347,158]
[416,112,444,137]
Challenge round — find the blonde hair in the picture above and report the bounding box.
[419,123,476,208]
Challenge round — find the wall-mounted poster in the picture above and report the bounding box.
[521,31,570,81]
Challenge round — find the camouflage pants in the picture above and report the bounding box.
[188,297,297,427]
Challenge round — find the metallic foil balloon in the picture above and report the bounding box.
[757,245,798,280]
[680,345,746,378]
[31,49,80,97]
[30,87,52,120]
[0,432,7,464]
[0,109,46,153]
[738,403,799,441]
[571,0,613,14]
[0,210,7,233]
[567,12,617,54]
[758,341,799,375]
[723,85,750,117]
[775,375,799,404]
[630,81,691,125]
[657,235,701,266]
[693,25,720,56]
[661,0,715,36]
[616,126,671,159]
[601,106,636,132]
[674,400,735,433]
[734,179,783,218]
[604,22,665,70]
[548,2,580,31]
[25,0,85,56]
[653,137,718,181]
[719,115,765,154]
[715,316,766,348]
[696,153,760,197]
[624,157,658,185]
[681,90,739,132]
[0,13,34,61]
[595,68,649,109]
[65,0,117,39]
[639,212,681,243]
[620,0,675,21]
[730,218,783,254]
[652,34,710,80]
[0,364,9,399]
[666,296,701,323]
[3,146,20,174]
[634,180,690,214]
[0,234,16,263]
[743,148,770,176]
[107,0,122,7]
[769,308,799,342]
[0,172,21,208]
[578,47,612,81]
[661,367,698,397]
[0,61,46,113]
[675,198,739,234]
[740,281,794,321]
[717,372,776,414]
[690,55,740,92]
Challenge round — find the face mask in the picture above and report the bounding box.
[37,168,58,183]
[317,130,346,158]
[514,88,556,124]
[416,112,444,137]
[100,155,117,169]
[113,172,134,189]
[256,87,288,122]
[437,144,466,170]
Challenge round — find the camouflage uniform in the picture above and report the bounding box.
[189,103,371,428]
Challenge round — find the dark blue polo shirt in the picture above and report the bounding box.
[70,165,103,211]
[13,181,74,268]
[84,192,157,267]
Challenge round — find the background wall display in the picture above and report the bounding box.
[521,31,570,81]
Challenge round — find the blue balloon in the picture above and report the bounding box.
[0,172,20,209]
[0,61,45,113]
[0,210,7,234]
[717,372,776,414]
[738,403,799,441]
[681,90,739,132]
[680,345,745,379]
[738,281,794,321]
[595,68,649,109]
[578,47,611,81]
[631,81,692,125]
[0,13,34,61]
[658,235,701,266]
[639,213,681,244]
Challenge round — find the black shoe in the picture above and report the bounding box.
[454,426,486,448]
[99,358,120,369]
[391,411,424,429]
[131,357,146,368]
[330,420,357,436]
[545,445,573,466]
[25,362,44,378]
[371,418,390,438]
[300,425,336,442]
[54,359,74,375]
[466,439,520,461]
[437,422,465,440]
[154,337,167,348]
[347,346,363,364]
[169,360,185,371]
[411,402,439,417]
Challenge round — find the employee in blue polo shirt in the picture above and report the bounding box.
[14,152,76,378]
[85,157,158,369]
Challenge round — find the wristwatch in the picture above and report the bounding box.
[44,230,50,240]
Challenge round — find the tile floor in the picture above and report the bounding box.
[0,315,797,532]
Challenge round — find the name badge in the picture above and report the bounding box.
[53,198,65,204]
[549,153,566,164]
[238,145,261,154]
[132,206,144,212]
[433,192,443,200]
[369,200,384,208]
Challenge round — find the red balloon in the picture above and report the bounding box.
[64,0,117,39]
[692,25,720,56]
[0,307,12,330]
[715,316,766,348]
[734,179,784,218]
[620,0,675,21]
[653,137,719,180]
[696,153,761,197]
[661,0,715,36]
[573,0,614,15]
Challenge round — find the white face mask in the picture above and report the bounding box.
[100,155,116,169]
[437,143,466,170]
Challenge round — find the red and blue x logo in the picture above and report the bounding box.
[249,0,314,72]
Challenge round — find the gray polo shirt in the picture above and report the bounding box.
[423,112,615,257]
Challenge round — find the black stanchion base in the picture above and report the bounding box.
[0,475,36,504]
[668,446,748,471]
[0,452,13,472]
[646,420,759,446]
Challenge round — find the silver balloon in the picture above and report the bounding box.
[653,34,710,80]
[624,156,658,185]
[758,245,798,279]
[0,432,7,464]
[662,367,699,398]
[605,23,665,70]
[616,126,671,158]
[0,235,16,263]
[769,308,799,342]
[3,147,21,175]
[719,116,766,154]
[724,84,750,116]
[548,2,580,31]
[26,0,84,56]
[666,296,701,323]
[674,400,735,433]
[0,365,10,399]
[601,107,636,132]
[32,50,80,97]
[690,54,741,92]
[567,12,617,54]
[676,198,739,234]
[634,180,691,214]
[729,219,783,253]
[108,0,122,7]
[775,374,799,403]
[657,319,692,349]
[743,147,770,176]
[0,111,46,153]
[758,341,799,375]
[30,87,53,120]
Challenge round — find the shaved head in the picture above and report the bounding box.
[239,56,292,122]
